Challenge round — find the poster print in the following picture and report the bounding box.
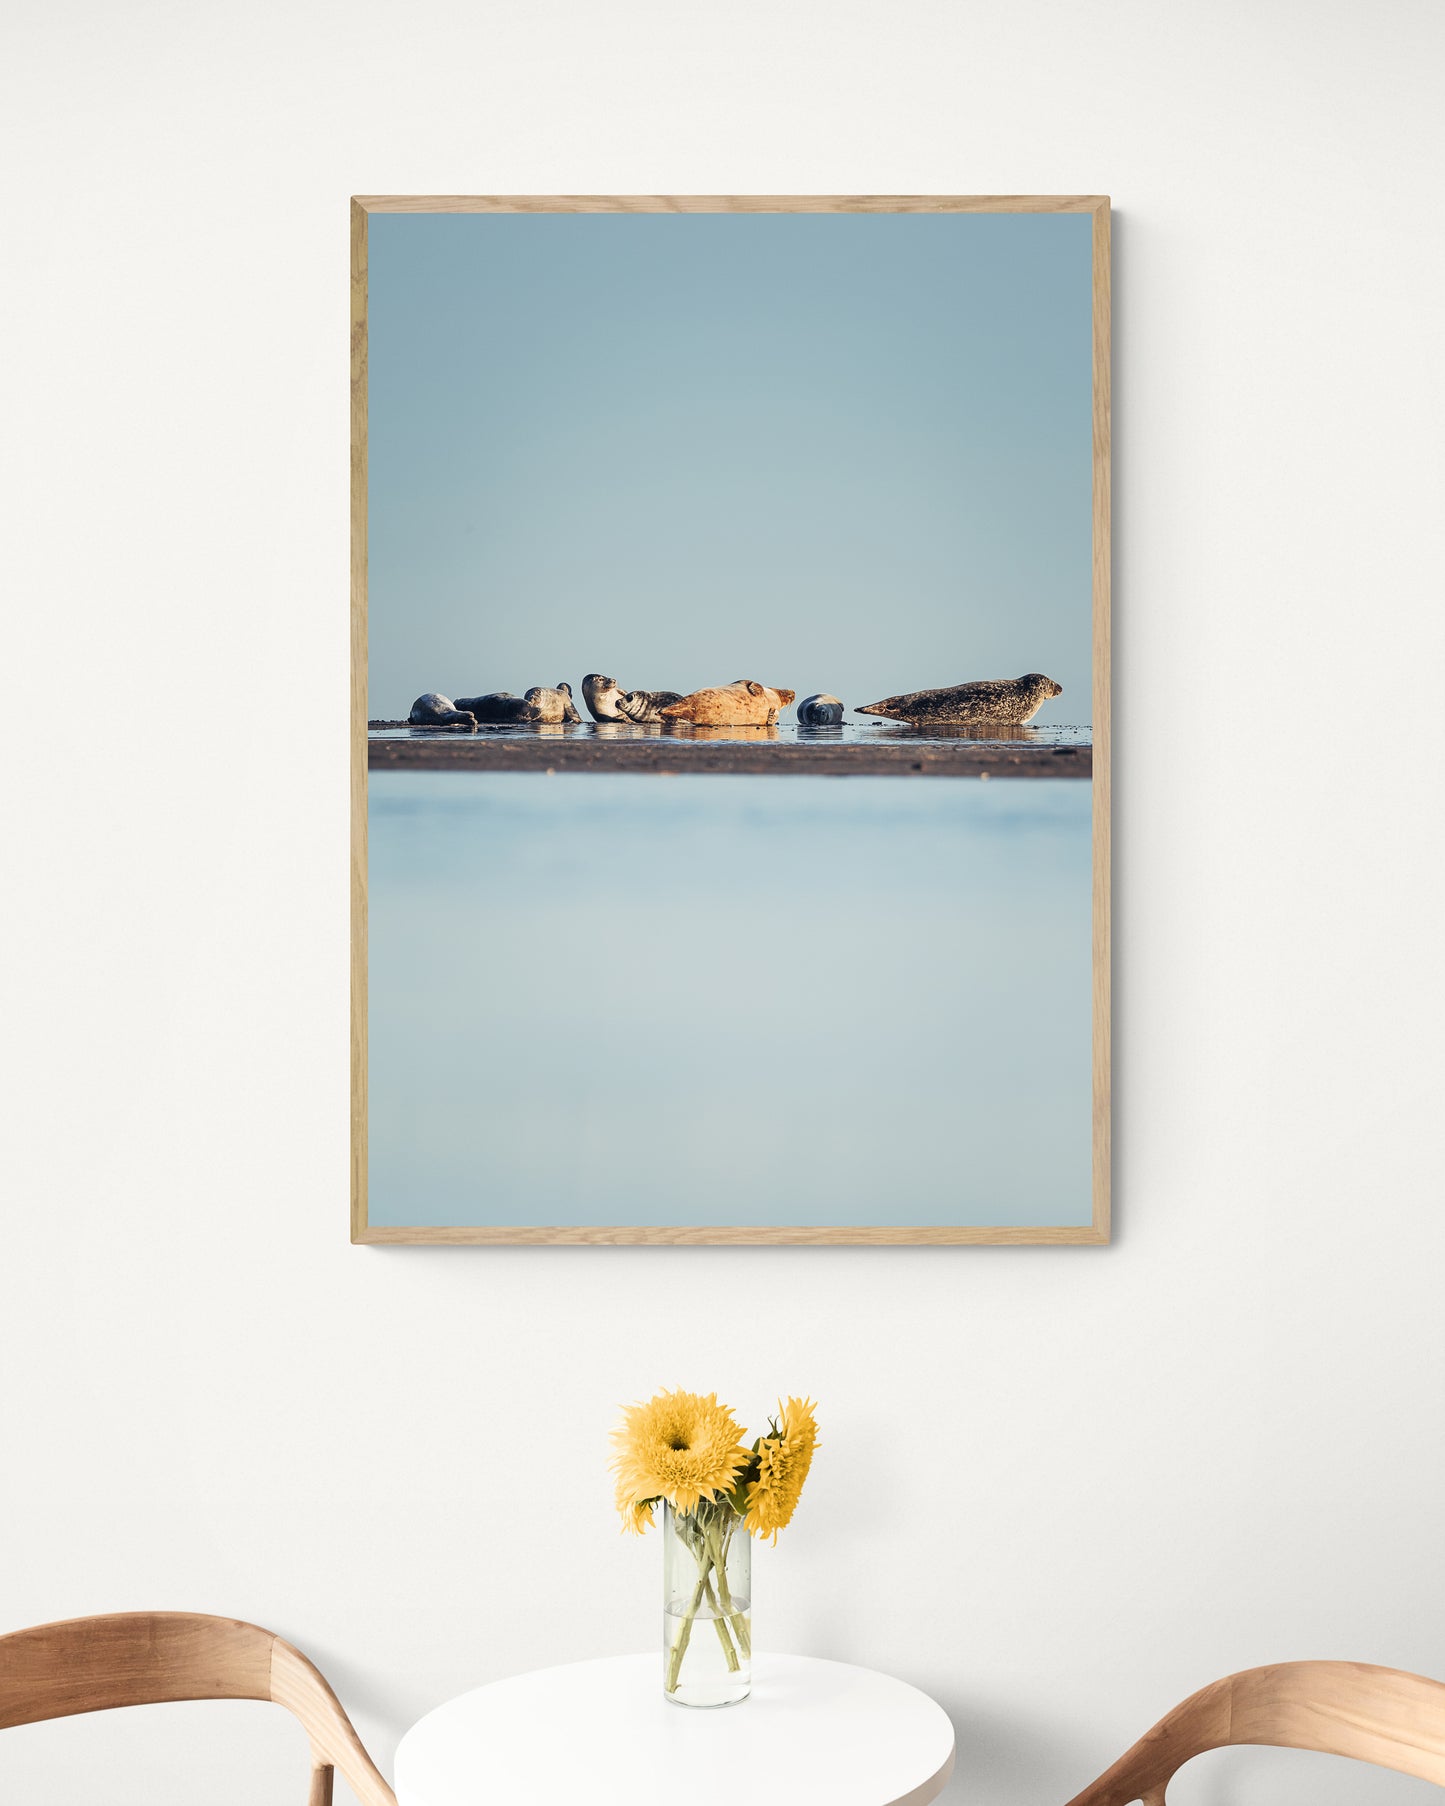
[352,196,1110,1244]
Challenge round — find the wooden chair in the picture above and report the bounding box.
[1065,1660,1445,1805]
[0,1611,396,1805]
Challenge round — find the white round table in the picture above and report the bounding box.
[395,1652,956,1806]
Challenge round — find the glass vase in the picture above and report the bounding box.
[662,1498,751,1706]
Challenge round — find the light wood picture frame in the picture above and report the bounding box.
[352,194,1110,1245]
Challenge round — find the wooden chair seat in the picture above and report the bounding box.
[0,1611,396,1806]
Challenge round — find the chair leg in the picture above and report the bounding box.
[308,1762,335,1806]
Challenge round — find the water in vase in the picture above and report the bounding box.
[663,1589,752,1708]
[662,1499,752,1707]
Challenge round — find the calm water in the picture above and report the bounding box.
[370,720,1093,752]
[664,1595,752,1708]
[367,772,1093,1228]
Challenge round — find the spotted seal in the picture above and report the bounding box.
[581,673,627,721]
[524,682,582,724]
[453,691,537,723]
[856,673,1062,725]
[660,680,796,726]
[797,693,845,726]
[616,687,686,723]
[409,692,477,727]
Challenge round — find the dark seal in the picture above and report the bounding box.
[856,673,1062,725]
[453,691,538,723]
[797,693,845,726]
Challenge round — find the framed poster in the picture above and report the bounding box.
[352,195,1110,1245]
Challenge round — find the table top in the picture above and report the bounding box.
[395,1652,956,1806]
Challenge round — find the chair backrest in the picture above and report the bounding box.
[0,1612,396,1806]
[1065,1661,1445,1806]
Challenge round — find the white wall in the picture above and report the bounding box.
[3,1,1443,1801]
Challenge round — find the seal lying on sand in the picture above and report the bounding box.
[797,693,845,726]
[582,674,627,721]
[453,691,536,722]
[409,692,477,727]
[524,682,582,724]
[661,680,796,726]
[856,673,1063,725]
[584,674,685,722]
[616,688,685,723]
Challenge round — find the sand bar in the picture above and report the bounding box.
[367,725,1091,778]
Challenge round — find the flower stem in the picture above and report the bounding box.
[703,1572,740,1671]
[707,1521,752,1660]
[666,1502,750,1697]
[666,1565,709,1695]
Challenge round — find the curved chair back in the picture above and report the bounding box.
[0,1611,396,1806]
[1065,1661,1445,1805]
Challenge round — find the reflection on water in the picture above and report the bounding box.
[370,719,1092,753]
[580,721,782,742]
[368,772,1093,1230]
[657,722,779,741]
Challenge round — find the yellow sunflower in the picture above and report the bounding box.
[611,1389,749,1524]
[744,1396,819,1542]
[617,1494,656,1536]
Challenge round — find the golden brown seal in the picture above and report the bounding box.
[660,680,796,726]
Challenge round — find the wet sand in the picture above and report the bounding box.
[367,720,1092,778]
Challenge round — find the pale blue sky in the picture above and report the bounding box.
[367,210,1093,721]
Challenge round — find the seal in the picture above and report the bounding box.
[453,691,538,723]
[660,680,796,726]
[409,692,477,727]
[797,693,845,726]
[615,688,685,723]
[582,673,627,721]
[524,682,582,724]
[856,673,1063,725]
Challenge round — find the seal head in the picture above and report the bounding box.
[745,682,796,721]
[797,693,845,726]
[582,673,626,721]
